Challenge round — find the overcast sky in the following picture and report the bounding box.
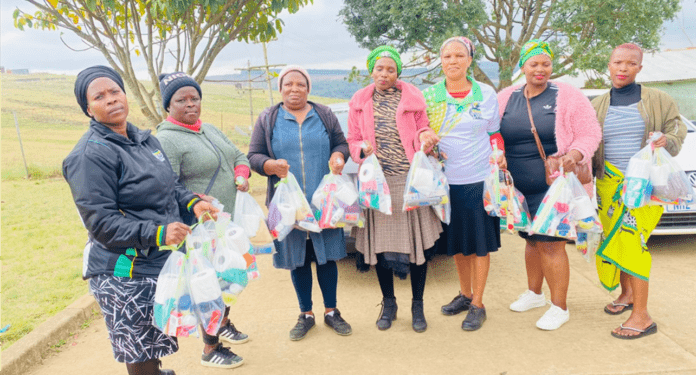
[1,0,695,76]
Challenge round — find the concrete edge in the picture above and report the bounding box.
[1,294,100,375]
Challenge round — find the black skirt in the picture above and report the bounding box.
[443,182,501,256]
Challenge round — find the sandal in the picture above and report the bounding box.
[604,301,633,315]
[611,322,657,340]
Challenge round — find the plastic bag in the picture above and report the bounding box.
[312,173,364,229]
[650,146,695,205]
[186,223,214,262]
[531,170,577,239]
[623,134,661,209]
[233,191,275,255]
[483,161,532,233]
[153,251,198,337]
[267,172,320,242]
[213,223,250,305]
[576,231,601,263]
[566,172,602,233]
[357,154,392,215]
[187,245,225,336]
[403,148,449,211]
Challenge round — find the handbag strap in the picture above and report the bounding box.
[203,136,222,195]
[525,90,547,162]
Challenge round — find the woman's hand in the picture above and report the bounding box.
[193,200,219,221]
[649,132,667,148]
[236,177,249,192]
[329,152,345,175]
[361,140,374,157]
[490,152,507,170]
[559,150,583,172]
[264,159,290,178]
[419,129,440,151]
[165,222,191,245]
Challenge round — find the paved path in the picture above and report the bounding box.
[24,234,696,375]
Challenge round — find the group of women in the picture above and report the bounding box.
[63,38,686,374]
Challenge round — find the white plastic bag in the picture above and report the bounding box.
[187,245,225,336]
[650,146,695,204]
[267,172,321,242]
[483,161,531,234]
[153,250,198,337]
[531,170,577,239]
[186,223,214,262]
[623,134,661,209]
[566,172,602,233]
[213,222,250,305]
[357,154,392,215]
[576,231,601,263]
[233,191,275,255]
[428,156,451,224]
[403,148,449,211]
[312,173,364,229]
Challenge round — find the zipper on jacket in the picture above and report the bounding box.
[298,122,307,196]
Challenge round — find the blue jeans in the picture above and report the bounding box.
[290,239,338,312]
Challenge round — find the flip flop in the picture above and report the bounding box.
[604,301,634,315]
[611,322,658,340]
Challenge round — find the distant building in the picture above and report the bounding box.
[9,69,30,75]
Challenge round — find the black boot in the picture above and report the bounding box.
[376,297,397,330]
[411,299,427,333]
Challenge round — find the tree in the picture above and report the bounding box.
[340,0,680,90]
[14,0,311,126]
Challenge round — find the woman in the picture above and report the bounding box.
[155,72,249,368]
[63,66,218,375]
[592,43,686,339]
[347,46,441,333]
[248,65,352,341]
[498,40,601,330]
[423,37,504,331]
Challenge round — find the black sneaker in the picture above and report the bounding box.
[324,309,352,336]
[219,322,249,345]
[200,343,244,369]
[461,305,487,331]
[441,293,472,316]
[289,314,316,341]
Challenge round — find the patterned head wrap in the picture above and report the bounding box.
[440,37,475,57]
[519,39,554,68]
[366,46,402,76]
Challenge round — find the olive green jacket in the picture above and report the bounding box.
[591,85,687,178]
[156,121,250,215]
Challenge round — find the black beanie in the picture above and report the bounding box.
[74,65,125,117]
[159,72,202,112]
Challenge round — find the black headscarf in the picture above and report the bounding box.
[74,66,125,117]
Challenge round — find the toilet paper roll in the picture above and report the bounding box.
[335,184,358,205]
[626,158,652,179]
[411,167,435,191]
[278,203,296,225]
[189,268,221,303]
[212,250,247,272]
[154,274,179,304]
[225,226,247,245]
[241,214,260,236]
[572,196,595,220]
[359,164,375,182]
[650,166,670,186]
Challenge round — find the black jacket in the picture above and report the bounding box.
[63,120,198,279]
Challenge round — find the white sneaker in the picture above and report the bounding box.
[509,290,547,312]
[536,304,569,330]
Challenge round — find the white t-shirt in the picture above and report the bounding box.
[438,83,500,184]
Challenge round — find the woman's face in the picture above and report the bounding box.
[169,86,201,125]
[441,42,472,82]
[371,57,398,91]
[522,54,553,87]
[86,77,129,127]
[281,71,309,110]
[608,48,642,89]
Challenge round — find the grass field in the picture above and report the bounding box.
[0,72,345,349]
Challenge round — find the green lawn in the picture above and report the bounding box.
[0,72,344,349]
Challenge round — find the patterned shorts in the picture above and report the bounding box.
[90,275,178,363]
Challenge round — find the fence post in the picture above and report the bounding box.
[12,111,30,179]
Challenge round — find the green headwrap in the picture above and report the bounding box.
[366,46,402,76]
[519,39,554,68]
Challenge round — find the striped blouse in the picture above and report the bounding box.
[603,103,645,174]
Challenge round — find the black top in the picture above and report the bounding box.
[610,82,641,106]
[500,83,558,199]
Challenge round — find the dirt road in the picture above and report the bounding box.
[25,234,696,375]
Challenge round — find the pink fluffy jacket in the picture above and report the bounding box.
[347,80,431,164]
[497,81,602,196]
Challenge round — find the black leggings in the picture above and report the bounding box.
[290,240,338,312]
[375,260,428,301]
